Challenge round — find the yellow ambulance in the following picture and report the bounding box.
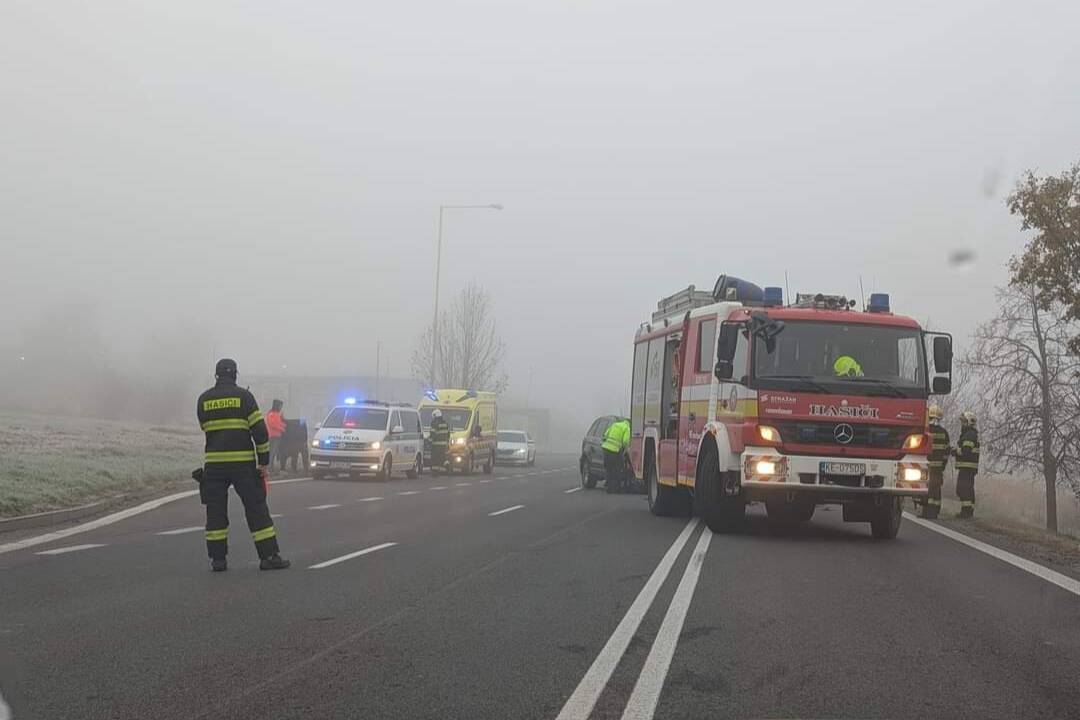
[418,389,498,474]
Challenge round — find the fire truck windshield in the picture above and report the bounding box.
[753,320,927,398]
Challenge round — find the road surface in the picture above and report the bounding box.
[1,456,1078,719]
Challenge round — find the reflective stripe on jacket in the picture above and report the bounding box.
[955,426,980,471]
[197,380,270,467]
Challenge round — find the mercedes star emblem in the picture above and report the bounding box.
[834,423,855,445]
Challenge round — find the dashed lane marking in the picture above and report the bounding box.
[488,505,525,517]
[308,542,398,569]
[156,526,204,536]
[396,491,421,496]
[35,543,107,556]
[430,486,448,491]
[357,497,383,502]
[307,504,341,510]
[477,479,493,484]
[456,482,472,487]
[622,528,713,720]
[564,487,583,494]
[905,512,1080,597]
[555,518,700,720]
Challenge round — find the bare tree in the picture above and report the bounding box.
[411,283,508,392]
[962,284,1080,531]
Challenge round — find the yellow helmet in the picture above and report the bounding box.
[833,355,863,377]
[928,404,943,421]
[961,410,977,425]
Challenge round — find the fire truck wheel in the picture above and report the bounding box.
[647,458,687,516]
[870,498,903,539]
[580,460,597,489]
[694,450,744,532]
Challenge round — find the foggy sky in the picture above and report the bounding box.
[3,0,1080,428]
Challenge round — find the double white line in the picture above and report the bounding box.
[556,518,712,720]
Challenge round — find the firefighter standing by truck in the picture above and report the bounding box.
[954,410,980,519]
[196,359,290,572]
[601,418,631,493]
[428,408,450,469]
[921,404,950,519]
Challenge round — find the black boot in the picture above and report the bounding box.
[259,554,291,571]
[210,557,228,572]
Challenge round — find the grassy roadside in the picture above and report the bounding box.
[908,497,1080,582]
[0,410,203,518]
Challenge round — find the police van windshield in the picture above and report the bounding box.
[323,407,389,430]
[419,407,472,431]
[753,321,927,398]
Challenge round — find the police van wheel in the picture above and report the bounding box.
[406,455,421,479]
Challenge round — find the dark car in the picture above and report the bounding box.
[579,415,622,489]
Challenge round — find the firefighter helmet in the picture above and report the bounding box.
[928,404,943,421]
[960,410,977,426]
[833,355,863,377]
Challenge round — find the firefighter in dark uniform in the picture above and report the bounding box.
[954,410,980,519]
[921,404,950,519]
[197,359,290,572]
[429,409,450,469]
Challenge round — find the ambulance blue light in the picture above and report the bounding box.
[868,293,890,313]
[424,390,440,401]
[763,287,783,307]
[344,397,357,405]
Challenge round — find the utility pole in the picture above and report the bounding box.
[431,203,503,387]
[375,341,381,401]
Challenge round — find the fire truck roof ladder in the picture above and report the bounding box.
[652,285,714,322]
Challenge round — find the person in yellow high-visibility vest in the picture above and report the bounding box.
[601,418,631,493]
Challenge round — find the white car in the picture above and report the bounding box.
[496,430,535,466]
[309,400,423,480]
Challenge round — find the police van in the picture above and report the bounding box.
[309,399,423,480]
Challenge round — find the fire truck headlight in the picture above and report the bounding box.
[755,460,777,476]
[903,433,926,451]
[758,425,780,443]
[903,467,924,482]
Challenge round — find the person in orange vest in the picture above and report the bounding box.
[265,399,287,470]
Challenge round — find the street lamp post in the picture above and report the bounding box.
[431,203,503,387]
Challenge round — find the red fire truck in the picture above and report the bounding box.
[629,276,953,539]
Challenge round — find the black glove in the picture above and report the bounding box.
[191,468,204,484]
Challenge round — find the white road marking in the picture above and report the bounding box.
[307,504,341,510]
[156,526,204,536]
[564,487,583,494]
[0,689,10,720]
[35,543,106,556]
[269,477,312,485]
[456,482,472,487]
[308,542,397,569]
[271,513,284,519]
[905,512,1080,597]
[555,518,699,720]
[357,497,383,502]
[622,528,713,720]
[430,486,448,491]
[477,479,493,484]
[397,491,420,496]
[0,477,312,556]
[488,505,525,516]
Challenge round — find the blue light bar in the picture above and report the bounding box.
[867,293,890,313]
[763,286,783,307]
[344,397,357,405]
[424,390,439,402]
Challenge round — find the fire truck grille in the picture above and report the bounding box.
[774,422,918,450]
